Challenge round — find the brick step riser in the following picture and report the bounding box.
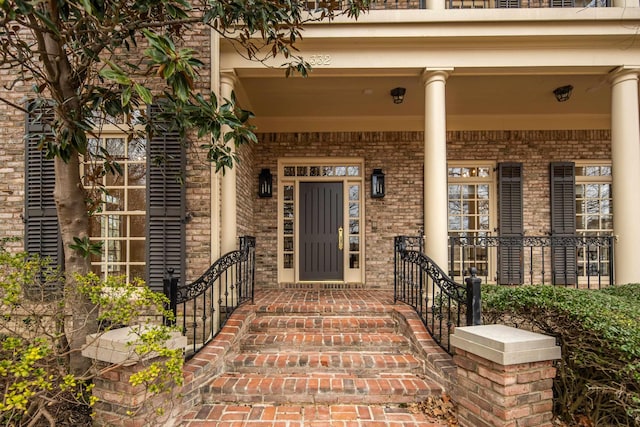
[226,366,424,375]
[226,354,423,375]
[249,317,398,334]
[249,327,397,335]
[239,332,410,348]
[250,326,397,334]
[203,393,431,405]
[253,308,393,317]
[202,377,439,405]
[238,340,412,353]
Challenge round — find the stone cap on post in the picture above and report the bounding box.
[450,324,561,365]
[81,325,187,366]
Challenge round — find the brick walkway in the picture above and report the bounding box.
[179,289,452,427]
[181,403,448,426]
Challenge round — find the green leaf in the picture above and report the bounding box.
[80,0,92,14]
[134,83,153,105]
[68,236,103,258]
[99,69,131,85]
[121,86,132,107]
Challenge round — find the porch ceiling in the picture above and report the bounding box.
[233,70,621,132]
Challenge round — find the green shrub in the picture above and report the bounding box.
[0,246,183,426]
[482,284,640,427]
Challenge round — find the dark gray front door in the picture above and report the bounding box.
[299,182,344,281]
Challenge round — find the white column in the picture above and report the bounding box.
[210,33,221,260]
[220,72,238,254]
[422,68,452,270]
[610,67,640,285]
[425,0,446,9]
[612,0,639,7]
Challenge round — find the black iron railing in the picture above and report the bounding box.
[394,236,481,354]
[164,236,256,357]
[448,0,609,7]
[449,235,614,288]
[305,0,609,9]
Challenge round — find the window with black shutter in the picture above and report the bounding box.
[550,162,577,285]
[497,162,523,284]
[146,103,186,291]
[25,102,185,292]
[24,101,63,271]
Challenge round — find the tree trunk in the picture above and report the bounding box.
[38,9,99,376]
[53,154,97,376]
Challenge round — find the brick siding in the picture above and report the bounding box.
[454,349,557,427]
[250,130,611,289]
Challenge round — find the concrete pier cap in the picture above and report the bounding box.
[82,325,187,366]
[450,324,561,365]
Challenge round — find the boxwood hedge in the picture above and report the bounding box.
[482,284,640,426]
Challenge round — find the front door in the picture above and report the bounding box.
[299,182,344,281]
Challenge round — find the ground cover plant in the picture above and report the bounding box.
[482,283,640,426]
[0,239,183,426]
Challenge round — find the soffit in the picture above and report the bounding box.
[219,11,639,131]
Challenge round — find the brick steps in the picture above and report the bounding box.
[202,372,440,405]
[249,315,397,333]
[193,290,447,424]
[238,331,411,352]
[181,403,448,426]
[227,351,423,374]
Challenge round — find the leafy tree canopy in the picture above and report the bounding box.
[0,0,368,373]
[0,0,368,170]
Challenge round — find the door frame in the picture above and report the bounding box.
[277,158,365,284]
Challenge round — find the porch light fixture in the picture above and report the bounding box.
[258,168,273,198]
[371,169,385,198]
[390,87,406,104]
[553,85,573,102]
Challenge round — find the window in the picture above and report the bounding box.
[448,164,495,279]
[575,164,612,237]
[84,136,147,282]
[550,162,612,282]
[25,103,185,291]
[575,163,612,278]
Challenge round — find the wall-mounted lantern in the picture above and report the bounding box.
[553,85,573,102]
[258,168,273,198]
[390,87,406,104]
[371,168,385,198]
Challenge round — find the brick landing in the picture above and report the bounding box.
[179,290,453,427]
[180,403,447,426]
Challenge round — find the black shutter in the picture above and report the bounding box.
[550,162,577,285]
[146,103,186,292]
[498,163,523,284]
[24,101,63,269]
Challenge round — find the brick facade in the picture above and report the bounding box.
[249,130,611,289]
[0,67,31,253]
[0,104,611,288]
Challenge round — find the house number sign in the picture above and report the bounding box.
[307,55,332,66]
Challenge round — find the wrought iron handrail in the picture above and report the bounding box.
[304,0,610,10]
[164,236,256,357]
[394,236,481,354]
[448,0,609,8]
[449,234,614,288]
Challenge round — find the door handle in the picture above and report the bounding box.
[338,226,344,251]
